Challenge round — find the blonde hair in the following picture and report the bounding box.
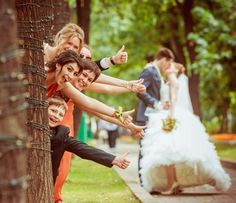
[174,62,186,77]
[48,97,68,112]
[54,23,85,52]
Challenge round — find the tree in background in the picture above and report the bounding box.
[88,0,236,133]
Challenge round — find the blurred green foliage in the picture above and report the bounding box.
[70,0,236,133]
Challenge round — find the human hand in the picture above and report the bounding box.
[122,109,134,126]
[112,45,128,64]
[162,101,171,110]
[126,79,146,94]
[128,123,146,138]
[112,152,130,169]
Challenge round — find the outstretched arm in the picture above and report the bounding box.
[96,45,128,70]
[61,82,132,124]
[85,82,131,94]
[81,106,145,138]
[96,74,146,94]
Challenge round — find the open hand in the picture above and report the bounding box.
[112,152,130,169]
[113,45,128,64]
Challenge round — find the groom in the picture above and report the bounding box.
[136,47,175,185]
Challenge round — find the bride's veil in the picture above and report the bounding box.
[176,74,193,112]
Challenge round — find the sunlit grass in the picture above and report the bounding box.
[215,143,236,160]
[63,156,140,203]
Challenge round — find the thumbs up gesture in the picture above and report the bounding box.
[126,79,146,94]
[112,152,130,169]
[112,45,128,64]
[122,109,135,126]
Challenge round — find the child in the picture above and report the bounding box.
[48,97,130,183]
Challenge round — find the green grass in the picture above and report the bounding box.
[215,143,236,160]
[62,156,140,203]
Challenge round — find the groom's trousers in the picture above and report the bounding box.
[136,121,147,186]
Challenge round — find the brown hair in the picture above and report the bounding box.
[155,48,175,61]
[174,62,186,77]
[46,50,84,74]
[54,23,84,52]
[81,59,101,82]
[48,97,68,112]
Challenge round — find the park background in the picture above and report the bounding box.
[69,0,236,135]
[0,0,236,203]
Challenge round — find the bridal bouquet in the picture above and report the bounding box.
[162,116,177,132]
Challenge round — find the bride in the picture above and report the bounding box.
[140,63,231,194]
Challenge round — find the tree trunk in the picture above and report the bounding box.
[16,0,53,202]
[76,0,91,44]
[181,0,202,117]
[74,0,91,137]
[52,0,71,37]
[0,0,28,202]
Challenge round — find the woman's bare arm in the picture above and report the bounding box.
[61,82,133,123]
[167,72,179,117]
[81,106,145,137]
[95,74,146,94]
[85,82,131,94]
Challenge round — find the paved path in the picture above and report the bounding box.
[103,143,236,203]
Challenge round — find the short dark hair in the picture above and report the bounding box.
[48,97,68,112]
[155,48,175,61]
[81,59,101,82]
[46,50,84,74]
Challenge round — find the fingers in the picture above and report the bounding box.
[125,109,135,115]
[118,45,125,53]
[122,152,129,158]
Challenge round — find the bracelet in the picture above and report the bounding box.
[110,57,116,65]
[113,106,124,122]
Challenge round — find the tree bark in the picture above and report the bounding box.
[76,0,91,44]
[74,0,91,137]
[0,0,27,202]
[181,0,202,117]
[52,0,71,37]
[16,0,53,202]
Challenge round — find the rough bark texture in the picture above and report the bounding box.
[16,0,53,202]
[0,0,28,202]
[77,0,91,44]
[181,0,201,117]
[74,0,91,137]
[52,0,71,37]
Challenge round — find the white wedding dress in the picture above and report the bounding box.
[140,74,231,192]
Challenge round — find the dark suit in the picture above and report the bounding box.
[136,65,162,184]
[136,65,162,123]
[50,125,115,183]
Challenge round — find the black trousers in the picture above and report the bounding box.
[107,130,117,148]
[136,121,146,186]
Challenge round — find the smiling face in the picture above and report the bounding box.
[58,36,81,54]
[55,62,80,86]
[48,104,66,127]
[73,69,96,91]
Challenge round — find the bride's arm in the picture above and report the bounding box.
[167,72,179,117]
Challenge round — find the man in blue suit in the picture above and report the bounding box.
[136,48,175,185]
